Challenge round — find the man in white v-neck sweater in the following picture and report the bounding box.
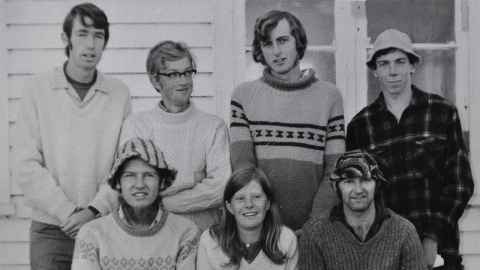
[12,3,131,270]
[120,41,230,231]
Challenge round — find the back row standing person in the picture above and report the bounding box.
[12,3,131,270]
[120,40,231,231]
[230,10,345,231]
[347,29,474,269]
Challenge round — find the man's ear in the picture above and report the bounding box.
[148,74,163,94]
[61,32,69,47]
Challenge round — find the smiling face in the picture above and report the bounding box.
[149,57,194,112]
[260,19,299,79]
[63,15,105,73]
[118,158,160,210]
[373,49,415,98]
[338,177,376,213]
[226,180,270,233]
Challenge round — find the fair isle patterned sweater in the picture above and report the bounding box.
[230,69,345,230]
[72,208,200,270]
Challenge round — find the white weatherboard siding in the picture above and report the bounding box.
[0,0,234,268]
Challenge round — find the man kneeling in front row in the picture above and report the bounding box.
[299,150,427,270]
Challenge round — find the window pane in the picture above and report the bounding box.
[367,49,455,104]
[366,0,454,43]
[245,50,335,83]
[245,0,334,46]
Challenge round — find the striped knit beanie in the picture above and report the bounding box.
[330,150,388,183]
[106,137,177,190]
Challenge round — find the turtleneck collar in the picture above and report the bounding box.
[261,68,317,91]
[154,101,196,124]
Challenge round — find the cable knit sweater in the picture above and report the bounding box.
[72,207,200,270]
[120,103,231,230]
[230,69,345,230]
[298,209,427,270]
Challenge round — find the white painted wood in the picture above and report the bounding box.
[455,0,470,131]
[7,23,213,49]
[8,73,215,99]
[0,265,30,270]
[463,255,480,270]
[5,0,213,24]
[0,241,29,264]
[0,0,11,205]
[7,48,214,74]
[459,207,480,232]
[11,196,31,219]
[334,0,356,123]
[468,0,480,207]
[0,218,30,242]
[461,231,480,254]
[213,0,235,121]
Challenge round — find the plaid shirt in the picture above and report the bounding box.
[346,85,474,256]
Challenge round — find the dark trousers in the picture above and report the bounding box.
[30,221,75,270]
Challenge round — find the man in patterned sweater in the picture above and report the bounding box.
[299,150,426,270]
[230,10,345,231]
[346,29,474,269]
[72,138,199,270]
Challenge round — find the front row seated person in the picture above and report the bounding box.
[197,167,298,270]
[299,150,427,270]
[72,138,199,270]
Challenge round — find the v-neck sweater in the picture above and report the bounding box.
[13,67,131,225]
[197,226,298,270]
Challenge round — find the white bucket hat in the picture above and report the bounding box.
[367,28,421,69]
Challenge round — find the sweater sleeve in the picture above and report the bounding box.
[162,120,231,212]
[12,77,76,224]
[230,86,257,171]
[400,222,428,270]
[298,224,326,270]
[176,222,201,270]
[196,231,218,270]
[72,226,101,270]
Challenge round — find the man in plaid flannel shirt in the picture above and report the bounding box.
[346,29,474,270]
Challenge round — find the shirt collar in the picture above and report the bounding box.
[51,65,111,94]
[118,205,164,228]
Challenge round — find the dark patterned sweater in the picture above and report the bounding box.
[230,69,345,230]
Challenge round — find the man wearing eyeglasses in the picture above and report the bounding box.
[120,40,231,231]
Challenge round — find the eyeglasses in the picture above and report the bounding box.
[151,69,197,80]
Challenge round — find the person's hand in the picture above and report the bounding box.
[61,208,95,238]
[422,237,438,269]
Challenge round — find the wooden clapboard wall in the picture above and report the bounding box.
[0,0,238,268]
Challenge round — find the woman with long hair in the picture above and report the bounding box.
[197,167,298,269]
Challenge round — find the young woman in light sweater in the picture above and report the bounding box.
[72,138,200,270]
[197,167,298,270]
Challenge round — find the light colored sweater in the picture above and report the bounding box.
[13,67,131,225]
[197,226,298,270]
[230,69,345,230]
[72,208,200,270]
[120,103,231,230]
[298,210,427,270]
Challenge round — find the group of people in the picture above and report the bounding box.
[12,3,474,270]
